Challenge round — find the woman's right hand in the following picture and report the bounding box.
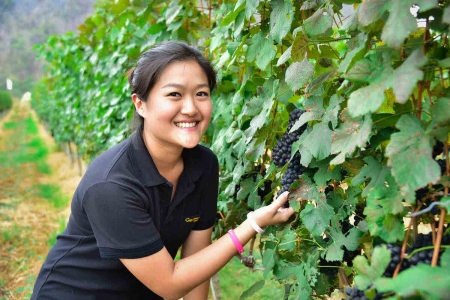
[250,191,295,228]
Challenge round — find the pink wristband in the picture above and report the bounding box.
[228,229,244,254]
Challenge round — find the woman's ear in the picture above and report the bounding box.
[132,94,145,117]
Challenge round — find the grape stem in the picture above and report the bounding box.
[405,245,450,259]
[393,198,427,278]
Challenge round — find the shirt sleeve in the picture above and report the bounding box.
[193,154,219,230]
[82,181,164,259]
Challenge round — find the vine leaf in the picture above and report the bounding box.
[415,0,439,12]
[290,174,319,201]
[347,50,427,116]
[270,0,293,44]
[381,0,417,50]
[239,280,265,300]
[338,33,368,73]
[364,202,405,242]
[370,174,405,213]
[441,248,450,268]
[277,45,292,66]
[291,31,309,62]
[427,97,450,142]
[289,96,324,133]
[303,7,333,37]
[313,159,341,188]
[375,265,450,298]
[262,247,279,279]
[353,245,390,290]
[285,58,314,92]
[330,110,372,165]
[165,0,182,25]
[352,156,390,197]
[300,199,334,236]
[247,32,277,71]
[386,114,441,199]
[326,227,363,261]
[357,0,389,27]
[304,123,332,161]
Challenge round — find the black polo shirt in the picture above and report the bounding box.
[31,126,219,300]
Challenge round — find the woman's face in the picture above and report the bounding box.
[139,60,212,150]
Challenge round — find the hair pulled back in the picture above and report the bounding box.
[128,41,217,130]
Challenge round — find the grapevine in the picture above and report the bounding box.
[32,0,450,299]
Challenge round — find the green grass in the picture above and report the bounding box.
[1,223,22,243]
[217,254,284,299]
[34,183,69,209]
[25,114,38,135]
[47,218,67,246]
[2,121,18,130]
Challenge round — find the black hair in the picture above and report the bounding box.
[128,41,217,130]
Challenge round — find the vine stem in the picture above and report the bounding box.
[416,81,423,119]
[432,142,449,266]
[199,0,206,27]
[426,85,433,106]
[208,0,212,28]
[393,199,426,278]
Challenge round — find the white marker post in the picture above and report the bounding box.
[6,78,13,91]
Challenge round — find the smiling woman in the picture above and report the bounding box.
[31,41,294,300]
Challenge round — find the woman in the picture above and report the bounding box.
[31,41,294,300]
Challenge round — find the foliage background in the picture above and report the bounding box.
[32,0,450,299]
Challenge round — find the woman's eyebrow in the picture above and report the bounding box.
[161,83,210,89]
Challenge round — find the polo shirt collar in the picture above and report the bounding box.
[130,126,202,187]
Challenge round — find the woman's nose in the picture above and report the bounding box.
[180,97,198,115]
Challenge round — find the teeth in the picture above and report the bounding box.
[175,122,197,128]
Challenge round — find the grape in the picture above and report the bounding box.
[272,109,306,166]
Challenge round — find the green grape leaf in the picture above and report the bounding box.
[338,33,368,73]
[386,114,441,199]
[277,45,292,66]
[288,266,312,300]
[441,247,450,268]
[165,1,182,25]
[262,247,279,279]
[322,95,342,130]
[415,0,439,12]
[330,111,372,165]
[391,49,427,104]
[375,265,450,299]
[304,7,333,37]
[270,0,293,44]
[279,231,296,252]
[290,174,320,201]
[291,31,309,62]
[239,280,265,300]
[365,202,404,242]
[300,200,334,236]
[353,245,391,290]
[325,242,344,262]
[381,0,417,50]
[357,0,389,27]
[313,159,341,188]
[352,156,390,197]
[370,174,406,213]
[248,32,276,70]
[326,227,363,261]
[245,0,260,20]
[289,96,324,133]
[285,58,314,92]
[427,98,450,142]
[444,6,450,25]
[304,123,332,161]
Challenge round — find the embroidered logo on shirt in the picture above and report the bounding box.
[185,217,200,223]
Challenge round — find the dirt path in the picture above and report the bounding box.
[0,102,82,300]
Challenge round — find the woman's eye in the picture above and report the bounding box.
[168,92,181,97]
[197,91,209,97]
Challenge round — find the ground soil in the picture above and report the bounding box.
[0,102,82,300]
